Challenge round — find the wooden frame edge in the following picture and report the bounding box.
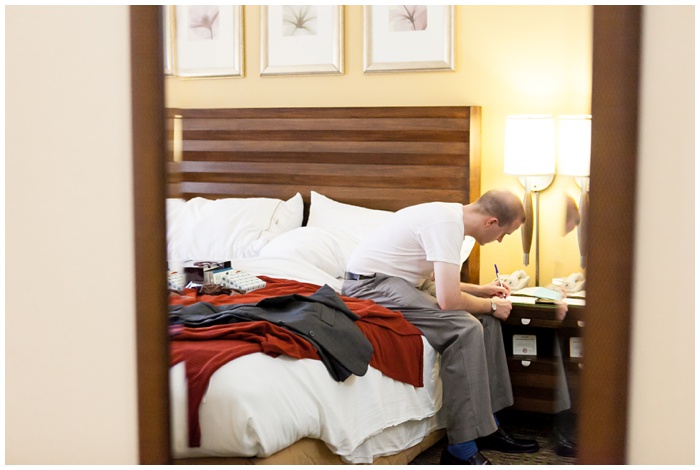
[130,5,172,464]
[577,5,641,464]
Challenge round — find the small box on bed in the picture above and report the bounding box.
[218,270,267,293]
[182,260,232,284]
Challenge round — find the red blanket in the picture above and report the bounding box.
[170,276,424,447]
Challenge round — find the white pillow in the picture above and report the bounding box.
[166,197,186,223]
[306,191,393,244]
[305,192,476,268]
[167,193,303,261]
[166,198,186,257]
[258,226,355,278]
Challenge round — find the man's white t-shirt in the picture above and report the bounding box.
[346,202,466,287]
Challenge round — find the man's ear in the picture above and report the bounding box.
[485,217,499,227]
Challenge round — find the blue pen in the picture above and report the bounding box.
[494,264,504,295]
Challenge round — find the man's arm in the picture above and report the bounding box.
[433,261,511,320]
[461,280,511,299]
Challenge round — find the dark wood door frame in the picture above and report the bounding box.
[129,5,642,464]
[577,6,641,464]
[130,6,171,464]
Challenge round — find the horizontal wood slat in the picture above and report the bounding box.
[175,161,467,178]
[183,117,468,132]
[183,130,466,143]
[166,106,481,283]
[178,182,467,203]
[168,106,470,119]
[182,140,467,154]
[175,175,465,192]
[180,152,467,166]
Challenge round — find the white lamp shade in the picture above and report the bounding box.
[557,115,591,177]
[504,115,556,176]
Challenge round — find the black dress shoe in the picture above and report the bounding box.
[476,427,539,454]
[440,448,491,465]
[553,429,577,457]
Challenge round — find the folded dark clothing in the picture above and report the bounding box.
[170,301,219,320]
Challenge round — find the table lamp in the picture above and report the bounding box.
[557,114,591,268]
[504,114,555,286]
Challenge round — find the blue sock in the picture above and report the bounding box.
[448,440,478,460]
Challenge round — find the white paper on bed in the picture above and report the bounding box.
[169,255,446,463]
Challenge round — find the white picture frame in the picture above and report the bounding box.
[173,5,244,78]
[260,5,344,76]
[363,5,454,73]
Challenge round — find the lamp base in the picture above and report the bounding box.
[518,175,554,192]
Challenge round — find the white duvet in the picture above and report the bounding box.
[169,255,446,464]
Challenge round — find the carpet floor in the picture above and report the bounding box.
[409,410,578,465]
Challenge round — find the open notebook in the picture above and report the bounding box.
[508,287,585,306]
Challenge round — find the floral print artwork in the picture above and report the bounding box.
[188,6,220,41]
[389,5,428,32]
[283,6,318,36]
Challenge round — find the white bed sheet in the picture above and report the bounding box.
[169,255,446,463]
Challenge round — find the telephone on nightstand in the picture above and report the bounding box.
[499,270,530,291]
[552,272,586,293]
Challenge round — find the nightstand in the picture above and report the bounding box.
[501,302,585,414]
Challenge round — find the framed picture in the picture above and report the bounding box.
[260,5,343,76]
[363,5,454,73]
[163,6,174,76]
[173,5,243,78]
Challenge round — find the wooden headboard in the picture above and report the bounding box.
[166,106,482,283]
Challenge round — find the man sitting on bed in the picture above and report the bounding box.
[342,189,538,465]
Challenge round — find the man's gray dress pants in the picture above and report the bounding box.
[342,274,514,444]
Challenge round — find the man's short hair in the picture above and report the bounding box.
[474,189,526,227]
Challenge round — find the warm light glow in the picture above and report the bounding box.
[504,114,556,176]
[173,115,183,162]
[557,114,591,177]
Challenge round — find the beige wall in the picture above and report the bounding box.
[627,5,695,464]
[5,6,139,464]
[166,5,593,286]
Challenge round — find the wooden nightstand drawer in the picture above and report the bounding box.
[502,303,585,414]
[503,327,556,357]
[507,357,568,413]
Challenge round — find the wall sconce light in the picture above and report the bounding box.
[557,114,591,268]
[504,114,555,286]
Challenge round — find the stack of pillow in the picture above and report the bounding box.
[167,190,475,280]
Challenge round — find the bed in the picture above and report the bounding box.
[165,106,482,464]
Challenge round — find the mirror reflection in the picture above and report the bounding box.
[163,5,592,465]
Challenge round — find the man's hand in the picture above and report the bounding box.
[547,285,568,321]
[479,280,511,299]
[491,296,512,321]
[553,300,568,321]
